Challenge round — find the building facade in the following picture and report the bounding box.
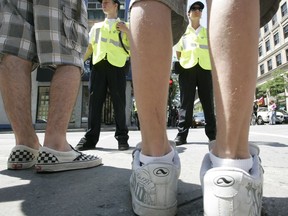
[257,0,288,110]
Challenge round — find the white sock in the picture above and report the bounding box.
[209,152,253,173]
[140,147,175,165]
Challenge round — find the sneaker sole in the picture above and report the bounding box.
[7,160,36,170]
[35,158,102,173]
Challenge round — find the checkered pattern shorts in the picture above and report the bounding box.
[0,0,88,70]
[129,0,188,45]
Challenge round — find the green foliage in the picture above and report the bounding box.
[257,69,287,98]
[169,75,180,107]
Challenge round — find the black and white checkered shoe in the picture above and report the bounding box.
[35,146,102,172]
[7,145,39,170]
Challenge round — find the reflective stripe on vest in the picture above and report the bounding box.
[183,43,209,50]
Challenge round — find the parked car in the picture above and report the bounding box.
[278,109,288,124]
[192,112,206,128]
[256,107,284,125]
[36,119,47,123]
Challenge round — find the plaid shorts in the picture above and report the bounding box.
[0,0,88,70]
[129,0,188,45]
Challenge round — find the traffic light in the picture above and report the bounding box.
[169,78,173,87]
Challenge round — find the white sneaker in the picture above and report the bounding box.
[130,141,180,216]
[200,144,264,216]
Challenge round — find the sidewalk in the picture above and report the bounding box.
[0,127,287,216]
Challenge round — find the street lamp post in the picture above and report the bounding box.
[124,0,131,21]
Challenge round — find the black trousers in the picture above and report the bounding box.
[177,63,216,141]
[85,59,129,144]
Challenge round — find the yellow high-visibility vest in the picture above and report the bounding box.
[177,26,211,70]
[89,18,130,67]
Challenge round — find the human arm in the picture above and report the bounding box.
[83,44,93,62]
[176,51,181,60]
[117,22,130,56]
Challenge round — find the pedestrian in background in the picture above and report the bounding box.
[269,100,277,125]
[76,0,130,151]
[174,1,216,146]
[128,0,279,215]
[253,100,259,117]
[1,0,101,172]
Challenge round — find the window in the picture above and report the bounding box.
[36,87,50,123]
[274,32,279,46]
[264,24,269,33]
[259,46,263,57]
[36,87,76,124]
[267,59,273,71]
[284,25,288,38]
[272,14,278,26]
[276,53,282,66]
[88,10,105,20]
[286,49,288,61]
[281,2,288,17]
[260,64,265,75]
[81,86,89,123]
[265,40,270,52]
[88,3,97,9]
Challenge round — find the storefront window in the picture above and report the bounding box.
[36,87,49,123]
[36,86,75,123]
[81,86,89,123]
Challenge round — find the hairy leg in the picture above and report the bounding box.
[43,65,81,151]
[130,1,172,156]
[0,55,39,148]
[207,0,259,159]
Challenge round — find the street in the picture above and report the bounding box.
[0,124,287,216]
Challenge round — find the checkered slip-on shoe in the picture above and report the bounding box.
[35,146,102,172]
[7,145,39,170]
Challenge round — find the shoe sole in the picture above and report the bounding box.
[35,158,102,173]
[7,160,36,170]
[118,146,129,151]
[175,141,187,146]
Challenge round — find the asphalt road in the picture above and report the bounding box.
[0,124,287,216]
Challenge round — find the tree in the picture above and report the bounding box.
[257,69,288,102]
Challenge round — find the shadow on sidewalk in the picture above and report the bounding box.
[0,166,203,216]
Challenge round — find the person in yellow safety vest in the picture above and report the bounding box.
[174,1,216,146]
[76,0,130,151]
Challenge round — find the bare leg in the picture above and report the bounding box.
[43,65,81,152]
[207,0,259,159]
[0,55,39,149]
[130,2,172,156]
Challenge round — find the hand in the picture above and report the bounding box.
[116,22,129,33]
